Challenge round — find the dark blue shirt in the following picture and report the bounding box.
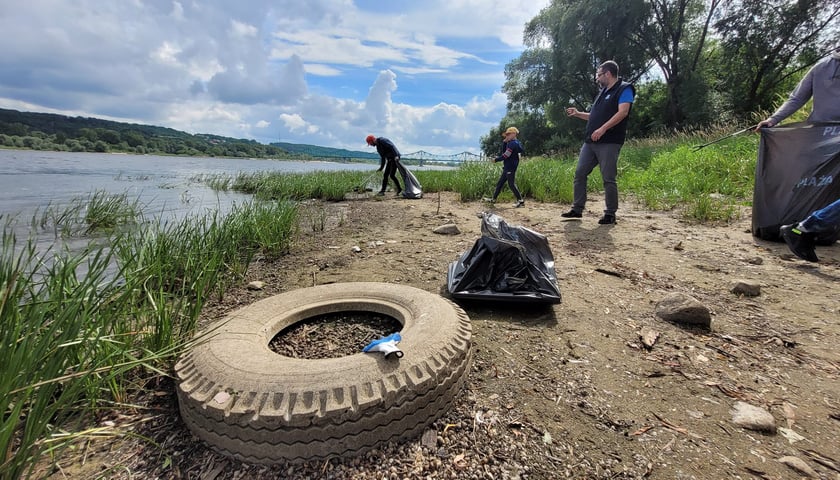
[375,137,401,169]
[496,139,524,171]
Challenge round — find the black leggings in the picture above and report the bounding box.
[492,170,521,200]
[381,159,401,192]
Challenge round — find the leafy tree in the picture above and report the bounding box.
[711,0,840,118]
[627,0,723,128]
[97,129,121,145]
[503,0,674,153]
[629,80,669,135]
[0,122,29,136]
[498,0,837,153]
[78,128,98,142]
[22,136,41,149]
[121,130,145,148]
[66,139,85,152]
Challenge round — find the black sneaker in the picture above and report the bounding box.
[394,190,403,197]
[376,191,385,196]
[561,209,582,218]
[780,224,818,262]
[515,199,525,208]
[598,214,616,225]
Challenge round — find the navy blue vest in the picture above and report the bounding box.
[585,80,635,145]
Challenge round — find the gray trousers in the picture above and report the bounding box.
[572,142,622,215]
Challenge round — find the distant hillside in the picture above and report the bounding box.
[272,141,379,161]
[0,108,369,160]
[0,108,191,139]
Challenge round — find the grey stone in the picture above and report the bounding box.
[655,292,712,328]
[731,280,761,297]
[730,401,776,433]
[433,223,461,235]
[777,456,818,478]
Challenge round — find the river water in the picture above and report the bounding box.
[0,149,396,251]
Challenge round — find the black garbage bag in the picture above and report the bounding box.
[396,161,422,199]
[752,122,840,245]
[447,212,561,303]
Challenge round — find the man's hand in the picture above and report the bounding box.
[591,127,606,142]
[755,119,775,131]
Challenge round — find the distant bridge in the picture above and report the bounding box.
[401,150,485,165]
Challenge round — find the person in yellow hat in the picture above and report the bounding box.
[484,126,525,207]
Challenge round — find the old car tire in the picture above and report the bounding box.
[175,282,472,464]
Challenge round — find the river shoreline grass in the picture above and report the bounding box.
[1,130,759,478]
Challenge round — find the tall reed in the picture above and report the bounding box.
[0,232,140,479]
[2,197,298,478]
[35,190,141,237]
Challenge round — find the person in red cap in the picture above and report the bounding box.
[366,134,402,196]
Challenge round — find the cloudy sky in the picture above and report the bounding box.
[0,0,550,155]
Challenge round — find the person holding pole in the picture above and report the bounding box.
[755,47,840,262]
[366,135,402,196]
[755,47,840,129]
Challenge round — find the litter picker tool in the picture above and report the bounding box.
[691,124,759,152]
[352,170,380,193]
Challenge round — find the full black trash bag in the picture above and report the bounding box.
[396,161,422,199]
[447,212,561,303]
[752,122,840,245]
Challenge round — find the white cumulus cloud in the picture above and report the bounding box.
[0,0,551,153]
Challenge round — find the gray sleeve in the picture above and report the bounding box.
[769,67,814,125]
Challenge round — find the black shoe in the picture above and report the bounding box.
[376,191,385,196]
[515,199,525,208]
[395,190,403,197]
[780,224,818,262]
[598,214,616,225]
[561,209,582,218]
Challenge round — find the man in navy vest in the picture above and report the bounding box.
[563,60,635,224]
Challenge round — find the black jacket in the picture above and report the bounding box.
[375,137,401,169]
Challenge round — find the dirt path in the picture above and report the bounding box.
[52,192,840,479]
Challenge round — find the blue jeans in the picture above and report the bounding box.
[572,142,622,215]
[800,197,840,233]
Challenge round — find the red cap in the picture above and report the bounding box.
[365,134,376,145]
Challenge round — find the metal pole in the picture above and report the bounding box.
[691,124,759,152]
